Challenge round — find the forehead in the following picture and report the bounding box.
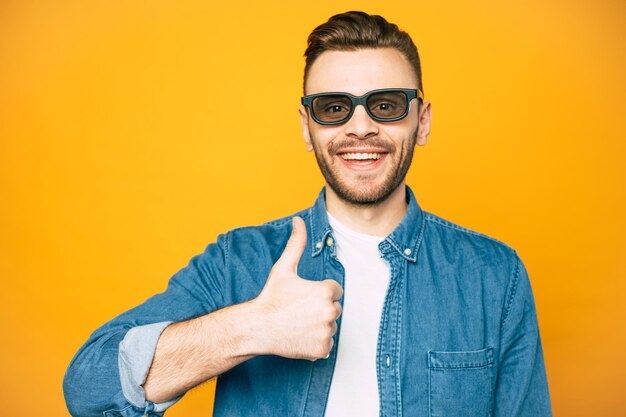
[305,48,418,96]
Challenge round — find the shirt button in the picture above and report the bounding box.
[385,355,391,367]
[315,241,323,250]
[326,237,334,247]
[403,248,412,256]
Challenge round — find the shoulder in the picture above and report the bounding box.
[420,211,523,288]
[219,207,313,261]
[423,211,517,258]
[226,207,311,239]
[420,212,528,315]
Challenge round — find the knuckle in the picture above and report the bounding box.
[324,285,335,299]
[331,301,342,315]
[323,338,334,353]
[317,283,333,299]
[323,306,336,322]
[315,339,333,358]
[285,238,298,249]
[322,281,338,298]
[317,327,332,341]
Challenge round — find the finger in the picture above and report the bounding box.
[327,337,335,356]
[275,216,307,274]
[329,320,338,335]
[314,338,333,361]
[333,301,342,319]
[323,279,344,301]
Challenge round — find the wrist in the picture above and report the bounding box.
[227,299,273,357]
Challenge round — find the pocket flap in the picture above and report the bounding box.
[429,347,494,369]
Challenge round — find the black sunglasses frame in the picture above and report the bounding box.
[301,88,424,125]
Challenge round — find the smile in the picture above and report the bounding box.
[340,152,383,160]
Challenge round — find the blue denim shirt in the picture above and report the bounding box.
[64,187,552,417]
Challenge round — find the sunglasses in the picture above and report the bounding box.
[301,88,423,125]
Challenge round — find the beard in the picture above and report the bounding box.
[310,125,419,207]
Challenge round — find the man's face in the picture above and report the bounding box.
[299,48,431,206]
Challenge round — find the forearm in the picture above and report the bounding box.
[143,216,341,403]
[143,298,266,403]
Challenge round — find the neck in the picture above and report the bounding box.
[325,182,408,237]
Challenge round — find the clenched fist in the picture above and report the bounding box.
[252,216,343,361]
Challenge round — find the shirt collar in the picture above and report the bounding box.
[308,186,425,262]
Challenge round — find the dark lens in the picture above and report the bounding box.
[312,95,352,123]
[367,91,408,119]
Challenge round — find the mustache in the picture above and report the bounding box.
[328,138,394,155]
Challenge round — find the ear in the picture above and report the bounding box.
[416,101,432,146]
[299,106,314,152]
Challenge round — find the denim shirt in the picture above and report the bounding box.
[63,187,552,417]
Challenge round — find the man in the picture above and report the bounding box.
[64,11,552,417]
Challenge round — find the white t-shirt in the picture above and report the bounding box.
[324,212,391,417]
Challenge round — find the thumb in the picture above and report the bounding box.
[275,216,307,274]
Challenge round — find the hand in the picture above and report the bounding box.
[252,216,343,361]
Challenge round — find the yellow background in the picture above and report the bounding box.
[1,1,624,416]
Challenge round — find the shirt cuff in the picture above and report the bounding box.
[118,321,182,413]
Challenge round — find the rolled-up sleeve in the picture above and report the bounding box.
[118,321,181,413]
[63,233,229,417]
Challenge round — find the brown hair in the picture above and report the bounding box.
[303,11,423,93]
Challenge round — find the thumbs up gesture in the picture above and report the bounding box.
[252,216,343,361]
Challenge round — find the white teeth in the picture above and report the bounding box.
[341,152,382,160]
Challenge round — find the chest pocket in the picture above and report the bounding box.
[428,347,495,417]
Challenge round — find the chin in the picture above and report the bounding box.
[329,180,401,207]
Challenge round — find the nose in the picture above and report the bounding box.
[345,104,378,139]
